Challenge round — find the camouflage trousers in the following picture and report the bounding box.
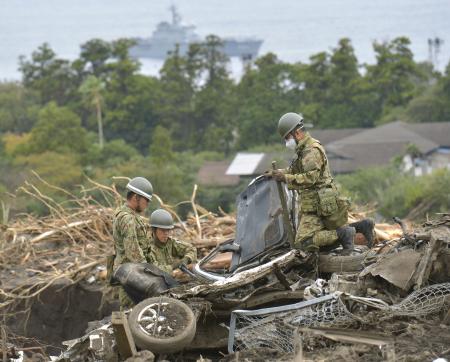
[294,212,338,248]
[118,287,135,311]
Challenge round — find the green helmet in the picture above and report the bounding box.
[150,209,174,229]
[278,112,304,139]
[126,177,153,201]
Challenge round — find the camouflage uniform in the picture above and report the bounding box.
[284,132,344,248]
[148,236,197,274]
[112,203,151,309]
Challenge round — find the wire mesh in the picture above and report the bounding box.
[228,283,450,354]
[387,282,450,317]
[228,293,355,353]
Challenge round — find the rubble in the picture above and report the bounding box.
[0,175,449,361]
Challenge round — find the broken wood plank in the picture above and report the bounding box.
[30,220,94,243]
[415,231,444,290]
[111,311,137,359]
[299,327,396,362]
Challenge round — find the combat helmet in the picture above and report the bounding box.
[278,112,304,139]
[150,209,174,229]
[126,177,153,201]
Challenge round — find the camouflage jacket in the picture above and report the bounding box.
[112,203,150,270]
[148,236,197,274]
[284,132,337,207]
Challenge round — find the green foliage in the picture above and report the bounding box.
[337,166,450,220]
[19,43,77,105]
[0,83,40,133]
[74,39,113,77]
[367,37,423,122]
[1,35,449,216]
[85,139,140,168]
[79,75,105,147]
[236,53,299,148]
[23,102,89,155]
[15,151,84,188]
[149,126,175,165]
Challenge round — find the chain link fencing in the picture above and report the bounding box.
[228,283,450,354]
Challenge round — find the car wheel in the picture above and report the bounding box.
[128,296,196,353]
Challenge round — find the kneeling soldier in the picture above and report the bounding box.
[148,209,197,274]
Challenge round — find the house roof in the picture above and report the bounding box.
[224,121,450,178]
[327,121,439,156]
[325,121,450,173]
[405,122,450,147]
[309,128,365,145]
[197,161,240,186]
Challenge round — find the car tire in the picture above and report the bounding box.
[318,252,367,273]
[128,296,196,354]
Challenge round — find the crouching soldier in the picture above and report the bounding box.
[269,113,374,253]
[148,209,197,274]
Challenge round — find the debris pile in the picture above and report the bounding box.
[1,175,448,361]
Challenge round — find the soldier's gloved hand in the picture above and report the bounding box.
[263,170,273,178]
[272,170,286,183]
[171,258,182,270]
[181,257,191,266]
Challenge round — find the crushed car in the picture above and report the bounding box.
[56,177,450,361]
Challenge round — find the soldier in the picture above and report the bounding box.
[268,112,374,253]
[147,209,197,274]
[112,176,153,309]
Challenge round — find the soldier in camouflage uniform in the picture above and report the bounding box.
[147,209,197,274]
[267,113,357,253]
[112,177,153,309]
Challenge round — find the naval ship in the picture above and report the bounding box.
[130,6,263,59]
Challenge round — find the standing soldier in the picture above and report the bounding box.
[112,176,153,309]
[268,113,374,253]
[147,209,197,274]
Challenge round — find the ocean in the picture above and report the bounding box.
[1,0,449,81]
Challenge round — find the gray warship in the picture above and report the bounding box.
[130,6,263,59]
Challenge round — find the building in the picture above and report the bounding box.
[197,121,450,184]
[326,121,450,175]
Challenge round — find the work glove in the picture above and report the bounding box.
[263,170,273,178]
[171,257,191,270]
[171,258,182,270]
[272,170,286,183]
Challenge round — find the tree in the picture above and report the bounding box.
[102,39,161,152]
[193,35,236,154]
[149,126,175,165]
[79,75,106,148]
[0,82,39,133]
[74,39,113,78]
[24,102,89,155]
[157,45,197,148]
[236,53,299,148]
[366,37,421,121]
[19,43,76,105]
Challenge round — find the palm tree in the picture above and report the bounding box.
[79,75,105,148]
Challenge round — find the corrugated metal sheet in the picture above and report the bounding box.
[226,153,265,175]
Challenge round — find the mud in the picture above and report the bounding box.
[5,278,118,354]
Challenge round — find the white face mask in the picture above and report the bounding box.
[285,138,296,150]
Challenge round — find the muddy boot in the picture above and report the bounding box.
[336,226,355,255]
[350,218,375,247]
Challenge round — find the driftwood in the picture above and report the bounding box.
[415,230,445,289]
